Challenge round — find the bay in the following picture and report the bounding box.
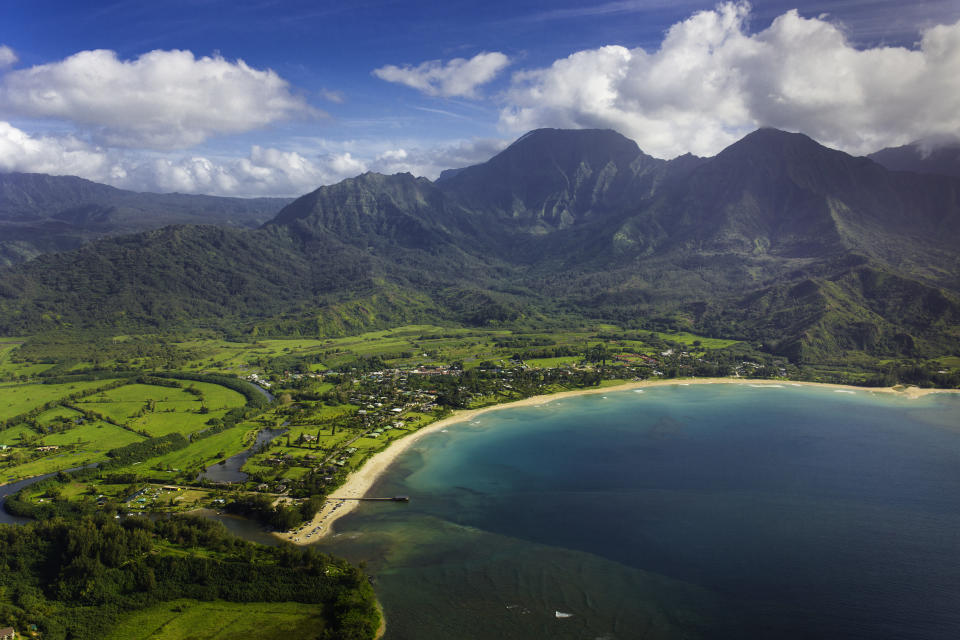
[318,384,960,640]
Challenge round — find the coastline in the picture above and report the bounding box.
[274,378,954,546]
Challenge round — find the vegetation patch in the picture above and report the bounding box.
[103,599,328,640]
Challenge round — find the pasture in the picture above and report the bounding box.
[103,599,326,640]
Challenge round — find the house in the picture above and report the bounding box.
[0,627,16,639]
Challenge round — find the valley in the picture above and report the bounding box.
[0,127,958,639]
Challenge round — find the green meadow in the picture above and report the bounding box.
[41,420,143,450]
[0,379,123,421]
[103,599,327,640]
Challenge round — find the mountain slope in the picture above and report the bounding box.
[1,128,958,364]
[868,140,960,178]
[0,172,292,266]
[437,128,665,234]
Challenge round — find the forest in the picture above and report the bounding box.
[0,514,379,639]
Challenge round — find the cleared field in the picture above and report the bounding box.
[0,451,93,480]
[35,405,83,425]
[0,424,36,446]
[103,599,326,640]
[650,331,741,349]
[0,419,144,482]
[188,381,245,409]
[75,382,246,437]
[131,411,217,438]
[526,356,581,368]
[41,420,143,450]
[0,362,56,378]
[0,380,125,421]
[120,424,252,474]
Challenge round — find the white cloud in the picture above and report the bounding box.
[0,120,365,197]
[0,49,318,150]
[0,120,511,196]
[500,2,960,157]
[318,88,345,104]
[0,121,116,178]
[368,137,509,178]
[0,45,17,69]
[373,52,510,98]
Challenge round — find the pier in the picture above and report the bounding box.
[333,496,410,502]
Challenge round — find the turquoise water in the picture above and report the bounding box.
[318,384,960,639]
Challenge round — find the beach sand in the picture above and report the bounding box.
[274,378,954,545]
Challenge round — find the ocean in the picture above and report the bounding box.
[318,384,960,640]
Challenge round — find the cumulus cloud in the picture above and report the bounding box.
[0,120,510,197]
[500,2,960,157]
[373,52,510,98]
[0,49,318,150]
[0,120,365,197]
[0,121,117,179]
[368,137,509,178]
[0,45,17,69]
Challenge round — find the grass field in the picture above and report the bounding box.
[74,382,247,437]
[189,382,246,409]
[41,420,143,450]
[0,378,251,482]
[526,356,581,368]
[35,405,83,425]
[119,424,253,476]
[0,451,94,481]
[0,424,36,446]
[103,599,326,640]
[649,331,741,349]
[0,380,123,421]
[0,419,144,481]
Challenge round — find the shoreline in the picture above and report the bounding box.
[274,378,955,546]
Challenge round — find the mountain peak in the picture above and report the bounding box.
[721,128,824,156]
[504,127,641,153]
[435,128,661,230]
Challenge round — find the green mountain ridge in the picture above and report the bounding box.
[1,128,958,366]
[0,172,292,267]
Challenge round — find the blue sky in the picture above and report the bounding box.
[1,0,959,196]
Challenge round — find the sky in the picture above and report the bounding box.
[1,0,959,197]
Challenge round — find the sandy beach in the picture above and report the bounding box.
[274,378,955,545]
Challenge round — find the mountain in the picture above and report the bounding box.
[1,128,958,365]
[437,128,666,235]
[868,140,960,178]
[0,172,292,266]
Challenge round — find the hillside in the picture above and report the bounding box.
[1,128,958,366]
[869,140,960,178]
[0,172,291,266]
